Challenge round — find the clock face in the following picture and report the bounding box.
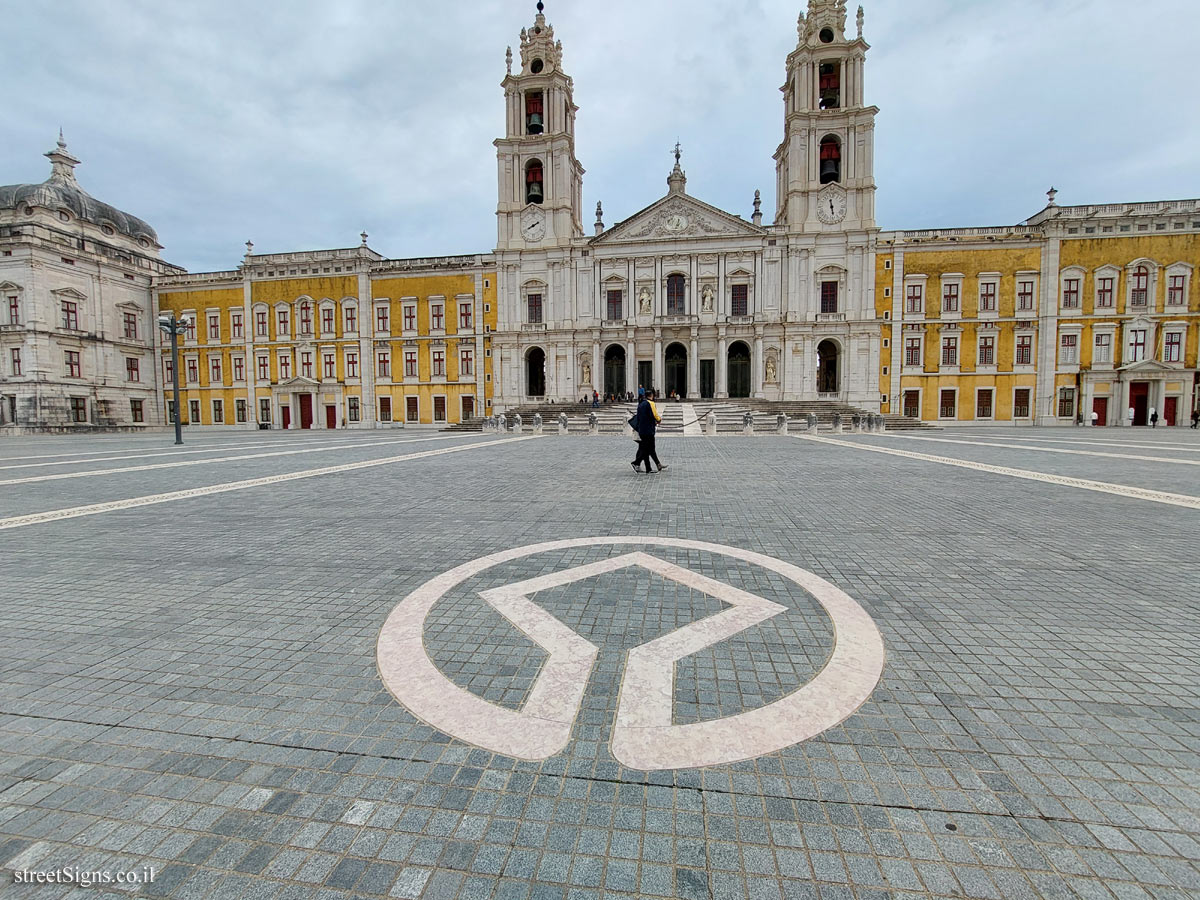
[816,187,847,225]
[521,209,546,241]
[663,213,688,233]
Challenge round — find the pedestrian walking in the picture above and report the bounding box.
[1150,407,1158,428]
[631,389,667,473]
[1191,408,1199,429]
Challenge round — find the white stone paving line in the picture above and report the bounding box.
[950,433,1200,453]
[376,537,886,769]
[798,434,1200,510]
[680,403,704,435]
[0,434,489,485]
[863,432,1200,466]
[0,436,535,531]
[0,434,397,465]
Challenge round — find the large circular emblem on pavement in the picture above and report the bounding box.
[376,537,885,770]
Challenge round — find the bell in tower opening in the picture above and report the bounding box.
[526,91,544,134]
[819,135,841,184]
[818,62,840,109]
[525,159,544,204]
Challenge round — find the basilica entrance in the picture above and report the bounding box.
[637,361,653,395]
[700,359,715,399]
[817,340,840,395]
[526,347,545,398]
[603,345,626,397]
[1130,381,1149,425]
[727,342,751,398]
[665,343,687,398]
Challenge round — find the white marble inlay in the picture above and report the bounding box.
[863,433,1200,467]
[680,403,703,435]
[376,537,886,770]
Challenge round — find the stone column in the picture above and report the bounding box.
[688,329,699,399]
[753,332,764,398]
[625,338,636,395]
[653,329,663,395]
[591,337,601,393]
[716,328,728,399]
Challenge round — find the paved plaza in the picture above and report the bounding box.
[1,426,1198,900]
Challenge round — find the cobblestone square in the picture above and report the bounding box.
[1,427,1198,899]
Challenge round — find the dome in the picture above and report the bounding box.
[0,135,159,245]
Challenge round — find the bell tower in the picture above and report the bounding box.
[495,2,584,250]
[774,0,877,232]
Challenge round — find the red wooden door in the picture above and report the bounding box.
[1164,396,1178,427]
[1092,397,1107,427]
[299,394,314,429]
[325,405,337,429]
[281,406,291,429]
[462,396,474,420]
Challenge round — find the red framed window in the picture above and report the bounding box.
[257,355,269,380]
[905,284,922,313]
[377,351,390,378]
[527,293,543,324]
[406,396,419,422]
[731,284,748,317]
[1129,329,1146,362]
[1014,389,1031,418]
[1017,281,1034,311]
[123,311,138,338]
[1015,334,1033,365]
[904,337,921,367]
[1130,266,1149,306]
[941,336,957,366]
[1060,334,1078,365]
[230,311,243,338]
[902,390,919,418]
[345,305,357,333]
[820,281,838,314]
[1058,388,1076,419]
[65,350,81,377]
[186,357,199,382]
[460,349,473,375]
[208,314,220,340]
[431,304,444,330]
[61,300,78,330]
[976,389,994,419]
[130,399,144,423]
[276,309,290,336]
[299,303,313,334]
[1094,333,1112,364]
[1097,277,1114,307]
[210,357,222,383]
[978,335,995,366]
[6,295,18,325]
[233,356,245,381]
[607,290,623,320]
[323,353,335,379]
[235,399,247,423]
[979,282,996,312]
[432,350,445,377]
[278,353,291,380]
[125,357,140,382]
[459,303,472,329]
[1062,279,1079,308]
[666,274,685,315]
[300,352,313,378]
[10,348,21,376]
[433,396,446,422]
[255,310,268,336]
[1164,332,1182,363]
[164,358,174,384]
[347,397,360,422]
[1167,275,1185,305]
[346,351,358,378]
[403,306,416,331]
[939,390,956,419]
[942,283,959,312]
[379,397,392,422]
[184,318,196,341]
[212,400,224,423]
[376,306,390,333]
[70,397,87,423]
[405,351,417,377]
[321,307,334,334]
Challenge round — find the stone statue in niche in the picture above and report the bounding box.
[701,285,714,312]
[581,362,591,385]
[638,287,652,315]
[765,355,778,384]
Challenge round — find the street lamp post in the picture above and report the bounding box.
[157,314,190,445]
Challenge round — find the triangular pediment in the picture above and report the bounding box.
[1119,359,1175,374]
[592,193,764,245]
[278,376,320,388]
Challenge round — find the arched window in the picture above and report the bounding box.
[525,92,544,134]
[666,274,685,315]
[525,159,544,204]
[819,135,841,184]
[818,61,840,109]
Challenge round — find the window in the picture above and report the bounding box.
[1015,334,1033,366]
[460,348,473,375]
[904,337,922,367]
[125,357,140,382]
[406,396,419,422]
[903,390,919,418]
[433,396,446,422]
[1128,329,1147,362]
[6,294,18,325]
[11,348,22,376]
[255,310,268,337]
[206,313,219,341]
[346,351,359,379]
[323,352,336,379]
[976,389,993,419]
[164,358,174,384]
[818,134,841,182]
[300,351,313,379]
[188,400,201,424]
[298,302,313,335]
[459,302,472,329]
[978,335,995,366]
[905,284,923,314]
[1164,332,1183,363]
[379,396,392,422]
[607,290,623,320]
[403,305,416,331]
[1017,280,1035,311]
[1096,277,1114,308]
[278,352,291,380]
[230,356,243,382]
[259,398,271,423]
[1013,388,1031,418]
[345,305,358,333]
[61,300,78,330]
[431,304,444,330]
[403,350,417,377]
[257,354,270,380]
[70,397,87,423]
[731,284,748,317]
[1094,333,1112,364]
[942,283,959,313]
[347,397,360,422]
[212,399,224,423]
[1058,387,1076,419]
[979,282,997,313]
[123,311,138,339]
[65,350,81,378]
[432,350,445,377]
[186,357,199,383]
[231,311,243,338]
[377,351,390,378]
[210,356,222,384]
[276,309,290,336]
[1130,266,1149,307]
[1062,278,1080,308]
[1167,275,1186,306]
[1060,333,1078,365]
[235,399,247,423]
[941,336,958,366]
[820,281,838,314]
[321,307,334,334]
[525,158,543,203]
[666,274,685,315]
[130,399,144,423]
[184,317,196,341]
[528,293,543,323]
[939,390,956,419]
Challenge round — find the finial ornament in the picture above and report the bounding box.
[245,240,254,256]
[58,127,66,149]
[536,0,544,12]
[1047,187,1058,207]
[506,46,512,75]
[797,10,805,40]
[674,142,681,165]
[360,231,369,246]
[857,5,864,39]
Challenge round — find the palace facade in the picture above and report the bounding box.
[1,0,1196,430]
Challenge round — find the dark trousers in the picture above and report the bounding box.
[633,433,661,471]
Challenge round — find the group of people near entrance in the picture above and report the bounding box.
[630,388,668,474]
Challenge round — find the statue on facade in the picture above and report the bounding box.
[701,284,714,312]
[581,362,591,385]
[638,287,652,315]
[765,355,778,384]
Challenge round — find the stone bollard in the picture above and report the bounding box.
[776,413,788,435]
[742,411,754,435]
[876,414,886,433]
[853,414,864,433]
[558,412,569,435]
[588,412,598,435]
[832,413,842,433]
[532,413,543,435]
[706,411,718,435]
[513,413,523,434]
[497,414,507,433]
[806,413,818,432]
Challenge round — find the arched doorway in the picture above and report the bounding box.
[817,340,839,394]
[727,341,751,398]
[603,345,625,397]
[525,347,545,398]
[665,342,687,398]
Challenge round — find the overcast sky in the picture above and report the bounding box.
[4,0,1197,273]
